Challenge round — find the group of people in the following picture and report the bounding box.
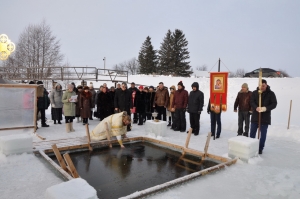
[31,78,277,154]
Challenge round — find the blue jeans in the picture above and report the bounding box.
[250,123,269,151]
[211,112,221,136]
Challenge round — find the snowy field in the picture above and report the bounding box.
[0,76,300,199]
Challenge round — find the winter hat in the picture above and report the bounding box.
[83,86,89,90]
[191,82,199,90]
[144,87,149,91]
[29,81,35,84]
[37,80,43,85]
[170,85,176,90]
[177,81,184,87]
[139,85,144,89]
[149,86,154,90]
[242,83,248,89]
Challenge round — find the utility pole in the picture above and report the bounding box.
[218,58,221,72]
[103,57,106,74]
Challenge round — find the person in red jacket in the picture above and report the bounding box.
[171,81,188,132]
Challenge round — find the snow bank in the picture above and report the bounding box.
[0,134,32,155]
[45,178,98,199]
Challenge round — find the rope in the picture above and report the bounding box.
[208,60,219,72]
[220,60,231,72]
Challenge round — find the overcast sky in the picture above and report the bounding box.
[1,0,300,76]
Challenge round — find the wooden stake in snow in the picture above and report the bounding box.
[85,124,93,151]
[63,153,79,178]
[185,128,193,149]
[203,132,211,159]
[287,100,292,129]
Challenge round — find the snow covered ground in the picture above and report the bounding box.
[0,76,300,199]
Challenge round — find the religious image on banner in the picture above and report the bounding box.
[209,72,229,113]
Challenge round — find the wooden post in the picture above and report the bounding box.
[85,124,93,151]
[185,128,193,148]
[63,153,79,178]
[203,132,211,159]
[287,100,292,129]
[51,144,68,172]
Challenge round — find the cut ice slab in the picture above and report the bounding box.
[0,134,32,155]
[228,136,259,162]
[45,178,98,199]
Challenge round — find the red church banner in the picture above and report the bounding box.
[209,72,228,113]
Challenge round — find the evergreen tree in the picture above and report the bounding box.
[138,36,157,75]
[158,30,174,75]
[172,29,192,77]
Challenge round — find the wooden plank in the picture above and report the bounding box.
[63,153,79,178]
[85,124,93,151]
[185,128,193,148]
[51,144,68,172]
[0,126,35,131]
[175,163,197,172]
[287,100,292,129]
[203,132,211,159]
[180,157,202,165]
[35,132,46,140]
[39,150,73,180]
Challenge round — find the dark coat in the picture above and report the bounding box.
[109,91,116,108]
[97,91,111,120]
[234,90,252,111]
[172,87,188,109]
[37,88,50,109]
[129,87,139,94]
[89,88,96,108]
[80,91,92,118]
[154,88,169,107]
[250,86,277,125]
[188,83,204,113]
[114,89,132,114]
[145,91,155,113]
[136,91,146,113]
[75,90,82,117]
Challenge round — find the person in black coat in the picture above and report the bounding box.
[136,86,146,125]
[187,82,204,135]
[109,86,116,114]
[250,79,277,154]
[97,88,112,121]
[128,82,139,123]
[145,86,156,120]
[114,82,133,131]
[36,81,50,127]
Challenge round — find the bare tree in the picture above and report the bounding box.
[126,58,139,75]
[196,64,207,71]
[4,20,64,80]
[235,68,246,77]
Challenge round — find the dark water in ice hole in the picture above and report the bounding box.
[51,142,219,199]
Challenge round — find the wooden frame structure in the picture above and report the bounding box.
[0,84,46,140]
[38,135,237,198]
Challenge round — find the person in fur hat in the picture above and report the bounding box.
[171,81,188,132]
[234,83,252,137]
[80,86,92,125]
[167,85,176,128]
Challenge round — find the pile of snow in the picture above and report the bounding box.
[228,136,259,162]
[45,178,98,199]
[0,134,32,155]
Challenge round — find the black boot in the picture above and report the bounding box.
[54,120,57,124]
[58,120,62,124]
[89,111,93,120]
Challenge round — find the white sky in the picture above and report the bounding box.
[1,0,300,76]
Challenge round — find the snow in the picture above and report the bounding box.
[45,178,98,199]
[228,136,259,161]
[145,120,167,137]
[0,134,32,155]
[0,75,300,199]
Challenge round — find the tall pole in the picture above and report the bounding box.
[103,57,106,74]
[218,58,221,72]
[258,68,262,139]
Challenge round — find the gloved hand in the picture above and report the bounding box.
[52,104,55,108]
[198,111,201,114]
[183,108,186,112]
[207,110,210,114]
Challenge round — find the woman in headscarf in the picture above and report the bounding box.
[50,83,63,124]
[62,84,77,133]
